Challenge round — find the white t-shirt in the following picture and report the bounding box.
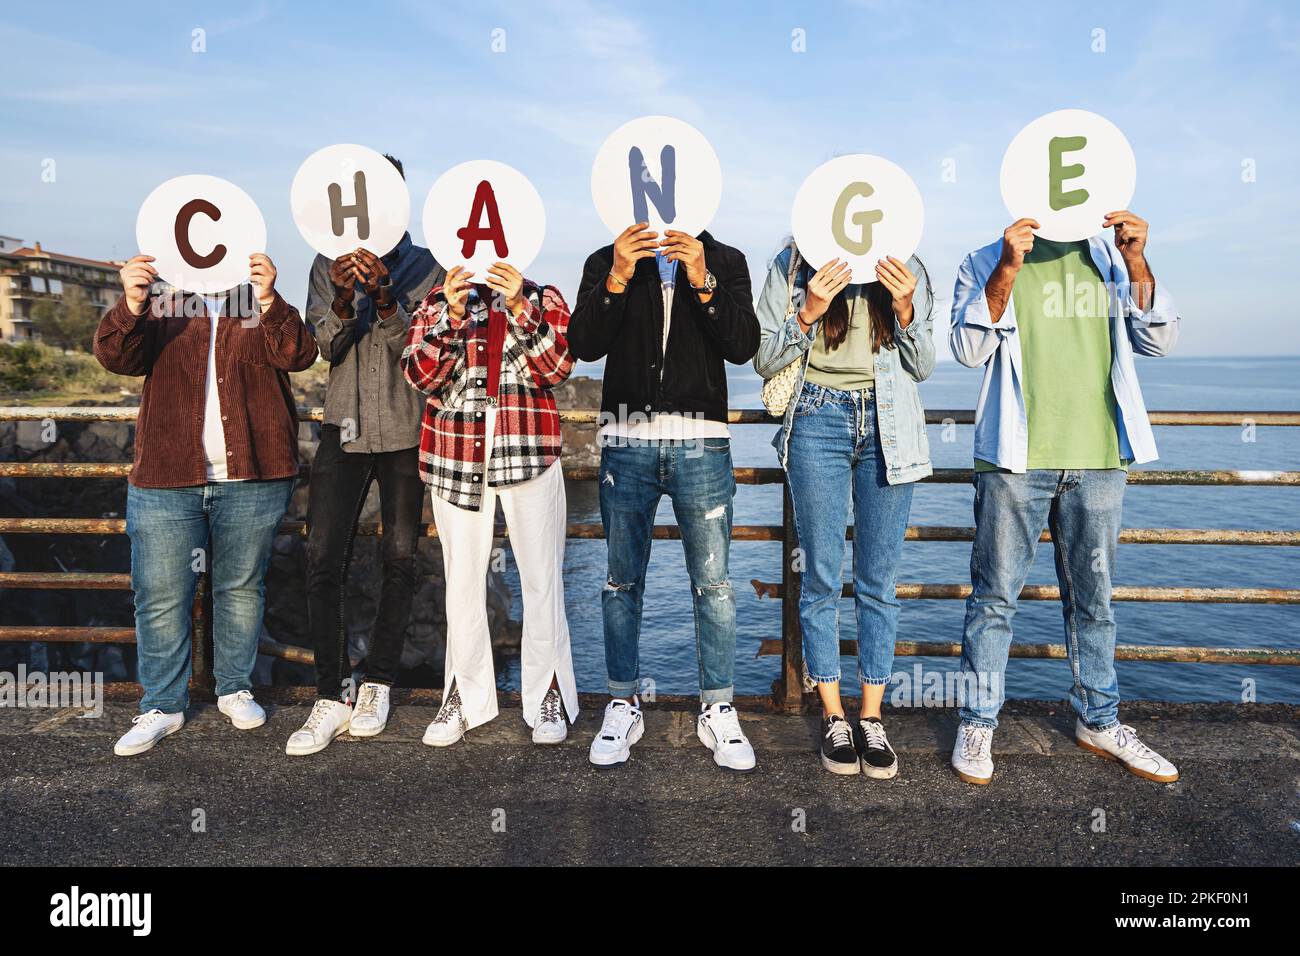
[598,279,731,444]
[202,298,236,481]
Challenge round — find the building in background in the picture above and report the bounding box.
[0,238,122,343]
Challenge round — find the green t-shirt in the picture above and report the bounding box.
[977,238,1121,471]
[805,288,876,392]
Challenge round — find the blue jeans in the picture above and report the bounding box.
[126,480,294,713]
[959,468,1126,730]
[599,438,736,704]
[786,384,915,685]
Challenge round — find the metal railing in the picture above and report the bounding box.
[2,405,1299,712]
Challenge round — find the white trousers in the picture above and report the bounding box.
[430,407,579,730]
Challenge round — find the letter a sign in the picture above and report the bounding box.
[423,160,546,277]
[1001,109,1136,241]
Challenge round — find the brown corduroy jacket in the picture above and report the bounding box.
[93,289,318,488]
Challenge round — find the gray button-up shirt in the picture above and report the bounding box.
[306,234,444,454]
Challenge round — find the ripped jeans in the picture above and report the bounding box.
[598,437,737,704]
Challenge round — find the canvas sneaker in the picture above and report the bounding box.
[951,721,994,785]
[217,690,266,730]
[532,687,567,745]
[114,709,185,757]
[588,697,644,767]
[857,716,898,779]
[285,699,352,756]
[820,714,860,775]
[349,682,391,738]
[697,701,756,772]
[1076,719,1179,782]
[423,688,466,747]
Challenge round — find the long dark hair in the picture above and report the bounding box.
[816,257,931,354]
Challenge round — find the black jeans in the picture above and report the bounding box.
[306,425,424,700]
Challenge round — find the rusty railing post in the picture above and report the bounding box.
[189,571,215,698]
[776,483,805,713]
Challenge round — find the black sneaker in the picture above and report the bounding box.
[820,715,860,775]
[857,717,898,779]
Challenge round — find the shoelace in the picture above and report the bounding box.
[825,718,853,751]
[301,700,336,734]
[861,720,891,753]
[355,685,381,718]
[433,690,462,725]
[709,705,745,745]
[1114,724,1155,758]
[131,709,167,728]
[228,690,254,705]
[540,690,563,725]
[962,724,992,759]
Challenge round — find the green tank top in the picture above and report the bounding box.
[804,288,876,392]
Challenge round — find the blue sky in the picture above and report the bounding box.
[2,0,1298,358]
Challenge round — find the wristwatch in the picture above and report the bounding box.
[691,271,717,294]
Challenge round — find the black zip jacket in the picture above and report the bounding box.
[568,231,758,425]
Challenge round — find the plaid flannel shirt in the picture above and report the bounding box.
[401,281,573,510]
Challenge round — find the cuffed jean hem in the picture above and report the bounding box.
[1083,718,1121,732]
[213,681,252,699]
[607,678,640,698]
[700,686,734,706]
[959,716,997,730]
[807,672,842,685]
[859,674,892,687]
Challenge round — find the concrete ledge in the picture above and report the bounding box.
[2,700,1298,866]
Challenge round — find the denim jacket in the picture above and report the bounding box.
[753,244,936,484]
[948,235,1180,471]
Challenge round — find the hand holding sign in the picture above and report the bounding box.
[800,259,852,328]
[119,255,159,316]
[609,223,659,288]
[484,261,526,316]
[248,253,278,309]
[443,266,474,324]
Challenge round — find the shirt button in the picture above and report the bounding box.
[475,441,481,448]
[221,415,227,421]
[217,378,223,384]
[226,451,233,457]
[472,475,480,482]
[707,306,716,315]
[476,412,482,418]
[603,297,611,305]
[644,405,652,412]
[478,345,485,352]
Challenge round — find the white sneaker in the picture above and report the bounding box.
[114,709,184,756]
[1076,719,1179,783]
[285,699,352,756]
[349,682,391,738]
[532,687,567,745]
[952,722,994,785]
[423,689,466,747]
[697,701,756,772]
[217,690,266,730]
[588,697,643,767]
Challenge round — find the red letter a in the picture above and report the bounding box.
[456,180,509,259]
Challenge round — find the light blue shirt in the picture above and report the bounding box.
[948,234,1180,472]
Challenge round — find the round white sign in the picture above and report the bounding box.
[591,115,721,238]
[135,175,267,294]
[423,160,546,279]
[290,144,410,259]
[1000,109,1137,242]
[791,155,925,284]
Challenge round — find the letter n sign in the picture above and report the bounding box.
[628,145,676,224]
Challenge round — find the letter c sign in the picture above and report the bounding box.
[136,175,266,294]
